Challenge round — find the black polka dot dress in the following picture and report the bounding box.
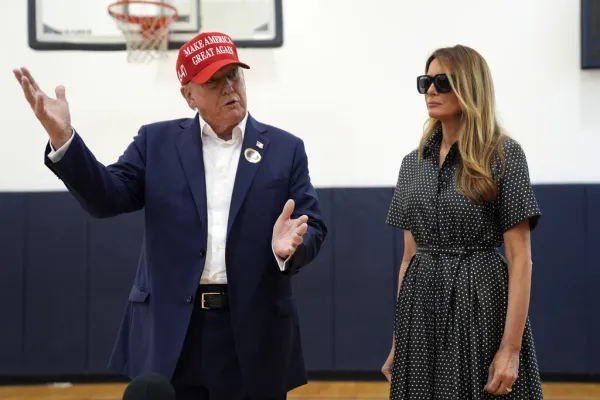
[386,128,544,399]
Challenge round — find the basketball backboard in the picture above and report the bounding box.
[27,0,283,51]
[581,0,600,68]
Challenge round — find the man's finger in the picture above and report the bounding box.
[295,222,308,236]
[21,67,42,92]
[292,234,303,245]
[21,78,37,108]
[288,244,297,255]
[34,93,45,119]
[294,214,308,225]
[13,69,23,84]
[278,199,294,222]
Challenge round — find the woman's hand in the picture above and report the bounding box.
[484,344,520,395]
[381,344,395,382]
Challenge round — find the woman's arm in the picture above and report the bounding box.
[393,230,417,344]
[485,219,533,395]
[382,230,416,381]
[501,219,533,350]
[397,230,417,297]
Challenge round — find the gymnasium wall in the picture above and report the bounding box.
[1,0,600,380]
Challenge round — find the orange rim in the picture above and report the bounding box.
[107,0,179,39]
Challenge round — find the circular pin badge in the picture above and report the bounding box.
[244,148,261,163]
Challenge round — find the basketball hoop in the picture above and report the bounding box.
[108,0,179,62]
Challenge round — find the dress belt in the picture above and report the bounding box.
[416,245,498,255]
[416,245,499,349]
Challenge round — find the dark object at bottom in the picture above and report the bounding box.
[122,372,176,400]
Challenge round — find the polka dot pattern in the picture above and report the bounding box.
[385,128,544,399]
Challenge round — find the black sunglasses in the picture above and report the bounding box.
[416,74,454,94]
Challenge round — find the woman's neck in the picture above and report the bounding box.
[441,118,461,149]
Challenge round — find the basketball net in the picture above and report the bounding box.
[108,0,179,63]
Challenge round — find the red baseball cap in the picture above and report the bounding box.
[176,31,250,85]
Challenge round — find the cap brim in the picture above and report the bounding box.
[190,59,250,84]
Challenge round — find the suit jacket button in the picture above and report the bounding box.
[200,248,206,257]
[186,296,193,303]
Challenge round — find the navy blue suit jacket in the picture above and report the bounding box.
[43,113,327,398]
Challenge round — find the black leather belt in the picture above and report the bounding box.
[196,284,229,310]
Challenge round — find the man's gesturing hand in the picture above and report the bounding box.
[272,199,308,260]
[14,67,72,149]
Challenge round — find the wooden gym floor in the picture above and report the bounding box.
[1,381,600,399]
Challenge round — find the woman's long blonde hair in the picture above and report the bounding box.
[418,45,507,204]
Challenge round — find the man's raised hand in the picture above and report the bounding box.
[14,67,72,149]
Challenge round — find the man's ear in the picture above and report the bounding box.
[180,84,196,110]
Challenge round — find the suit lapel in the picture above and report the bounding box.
[227,115,269,237]
[176,114,208,228]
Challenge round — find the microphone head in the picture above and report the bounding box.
[122,373,175,400]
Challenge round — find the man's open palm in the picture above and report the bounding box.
[272,199,308,259]
[14,67,72,148]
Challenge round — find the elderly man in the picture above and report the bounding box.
[13,31,327,400]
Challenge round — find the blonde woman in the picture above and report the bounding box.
[382,45,544,399]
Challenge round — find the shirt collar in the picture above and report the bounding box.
[423,126,443,158]
[198,111,249,142]
[422,125,461,163]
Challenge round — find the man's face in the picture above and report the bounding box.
[181,64,247,135]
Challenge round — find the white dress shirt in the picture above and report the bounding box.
[197,112,288,283]
[47,114,290,285]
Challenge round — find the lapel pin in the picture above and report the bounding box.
[256,141,263,149]
[244,148,262,163]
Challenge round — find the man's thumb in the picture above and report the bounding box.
[55,85,67,101]
[279,199,295,221]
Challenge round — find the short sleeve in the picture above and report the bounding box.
[496,139,541,233]
[386,155,411,230]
